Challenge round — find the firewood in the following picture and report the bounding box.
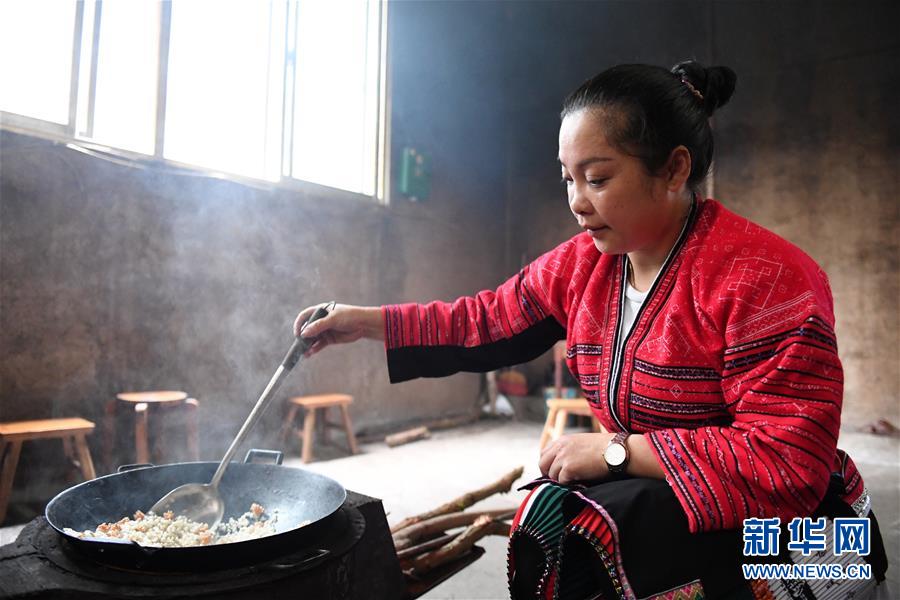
[392,508,515,551]
[395,519,511,563]
[385,426,430,447]
[390,466,523,533]
[405,515,493,576]
[396,532,456,561]
[485,519,511,537]
[423,414,478,431]
[355,413,480,444]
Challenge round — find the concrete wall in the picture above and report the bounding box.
[499,1,899,430]
[0,1,511,519]
[712,2,899,430]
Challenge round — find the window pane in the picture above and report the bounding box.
[91,0,160,155]
[165,0,281,179]
[292,0,379,195]
[0,0,76,124]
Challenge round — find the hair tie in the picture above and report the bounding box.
[681,77,704,102]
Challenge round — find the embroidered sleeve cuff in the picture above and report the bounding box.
[645,430,706,533]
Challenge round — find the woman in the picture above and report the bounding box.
[294,61,888,599]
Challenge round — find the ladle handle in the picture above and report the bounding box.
[209,303,333,488]
[281,303,331,369]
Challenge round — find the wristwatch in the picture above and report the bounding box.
[603,432,630,473]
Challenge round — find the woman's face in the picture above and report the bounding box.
[558,108,683,256]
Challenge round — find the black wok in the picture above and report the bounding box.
[45,450,347,571]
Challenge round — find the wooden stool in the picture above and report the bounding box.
[105,391,198,466]
[538,341,605,450]
[280,394,359,463]
[0,418,96,523]
[538,398,602,450]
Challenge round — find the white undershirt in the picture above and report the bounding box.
[616,283,649,358]
[607,278,651,405]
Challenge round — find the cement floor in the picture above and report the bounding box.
[294,420,899,600]
[1,419,897,599]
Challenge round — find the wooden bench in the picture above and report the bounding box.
[280,394,359,463]
[0,418,96,523]
[538,398,603,450]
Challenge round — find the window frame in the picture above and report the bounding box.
[0,0,391,205]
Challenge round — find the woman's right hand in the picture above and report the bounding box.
[293,303,385,357]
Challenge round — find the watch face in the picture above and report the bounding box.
[605,443,627,466]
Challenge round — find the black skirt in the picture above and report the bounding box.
[506,476,888,599]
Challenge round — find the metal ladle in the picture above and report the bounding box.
[148,303,334,529]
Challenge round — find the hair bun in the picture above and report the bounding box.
[671,60,737,116]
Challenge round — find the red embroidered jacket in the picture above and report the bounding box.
[382,198,869,533]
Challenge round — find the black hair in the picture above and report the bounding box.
[560,61,737,191]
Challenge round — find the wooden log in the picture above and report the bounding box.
[396,520,510,563]
[424,413,478,431]
[355,412,479,444]
[390,466,523,533]
[485,519,511,538]
[405,515,493,576]
[385,426,430,447]
[392,508,515,551]
[396,532,456,561]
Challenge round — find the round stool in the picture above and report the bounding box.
[104,391,198,467]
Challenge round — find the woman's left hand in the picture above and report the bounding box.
[539,432,615,484]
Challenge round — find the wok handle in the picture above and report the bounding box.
[117,463,154,473]
[244,449,283,465]
[263,548,330,572]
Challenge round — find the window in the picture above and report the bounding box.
[164,0,283,179]
[91,0,161,155]
[291,0,381,195]
[0,0,389,199]
[0,0,77,126]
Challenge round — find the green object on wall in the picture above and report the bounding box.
[398,147,431,202]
